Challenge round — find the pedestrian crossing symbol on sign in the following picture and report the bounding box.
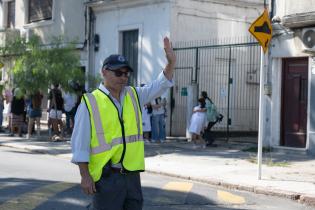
[249,9,272,53]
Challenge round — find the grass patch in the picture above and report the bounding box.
[266,160,290,167]
[247,155,290,167]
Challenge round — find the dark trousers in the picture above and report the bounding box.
[204,121,217,145]
[206,121,216,131]
[89,165,143,210]
[65,108,76,130]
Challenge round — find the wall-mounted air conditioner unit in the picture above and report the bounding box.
[301,27,315,53]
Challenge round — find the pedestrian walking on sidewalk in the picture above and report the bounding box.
[71,37,176,210]
[188,98,207,148]
[201,91,223,147]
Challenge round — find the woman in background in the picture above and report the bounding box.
[10,88,25,137]
[188,98,207,148]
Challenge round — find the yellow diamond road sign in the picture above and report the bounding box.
[249,9,272,53]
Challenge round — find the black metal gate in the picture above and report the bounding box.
[170,38,261,137]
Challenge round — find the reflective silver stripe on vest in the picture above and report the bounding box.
[125,87,141,136]
[111,134,144,147]
[85,93,111,154]
[92,135,143,154]
[125,134,144,143]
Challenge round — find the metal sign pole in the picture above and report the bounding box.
[248,3,271,181]
[257,47,265,180]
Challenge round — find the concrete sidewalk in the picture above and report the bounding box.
[0,133,315,207]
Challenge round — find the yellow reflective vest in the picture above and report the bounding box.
[83,86,144,182]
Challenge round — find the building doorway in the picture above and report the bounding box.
[281,57,308,148]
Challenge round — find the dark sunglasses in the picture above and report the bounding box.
[109,70,130,77]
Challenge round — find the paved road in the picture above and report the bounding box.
[0,146,312,210]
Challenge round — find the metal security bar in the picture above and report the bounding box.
[170,37,261,139]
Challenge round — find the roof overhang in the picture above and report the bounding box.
[85,0,170,12]
[282,12,315,28]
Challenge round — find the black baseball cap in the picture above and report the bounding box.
[102,54,133,72]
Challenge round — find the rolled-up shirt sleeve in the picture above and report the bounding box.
[71,102,91,163]
[136,71,174,106]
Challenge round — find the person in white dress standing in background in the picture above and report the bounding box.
[189,98,207,147]
[142,102,152,142]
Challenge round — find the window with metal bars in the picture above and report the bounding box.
[28,0,52,23]
[7,0,15,28]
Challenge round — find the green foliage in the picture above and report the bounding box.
[0,36,27,58]
[247,155,290,167]
[1,35,85,94]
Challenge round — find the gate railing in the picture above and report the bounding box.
[170,37,261,139]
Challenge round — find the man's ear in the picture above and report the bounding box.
[101,68,107,77]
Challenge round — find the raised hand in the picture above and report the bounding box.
[164,37,176,67]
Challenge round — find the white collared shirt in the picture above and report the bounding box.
[71,71,173,163]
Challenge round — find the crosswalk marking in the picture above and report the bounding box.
[217,190,246,204]
[152,181,194,204]
[0,182,76,210]
[163,181,193,193]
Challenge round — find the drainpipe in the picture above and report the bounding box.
[270,0,275,19]
[85,5,91,91]
[265,0,274,145]
[267,0,275,86]
[85,3,96,92]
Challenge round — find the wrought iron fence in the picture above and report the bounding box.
[170,37,261,138]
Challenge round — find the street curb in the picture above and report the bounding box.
[0,142,71,156]
[2,143,315,208]
[145,170,315,207]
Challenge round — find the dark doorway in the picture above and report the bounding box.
[281,57,308,148]
[122,30,139,86]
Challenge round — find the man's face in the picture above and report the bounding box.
[102,67,130,91]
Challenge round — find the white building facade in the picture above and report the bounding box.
[86,0,264,136]
[86,0,264,86]
[0,0,87,82]
[266,0,315,154]
[0,0,265,136]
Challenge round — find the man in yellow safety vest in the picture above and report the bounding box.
[71,37,176,210]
